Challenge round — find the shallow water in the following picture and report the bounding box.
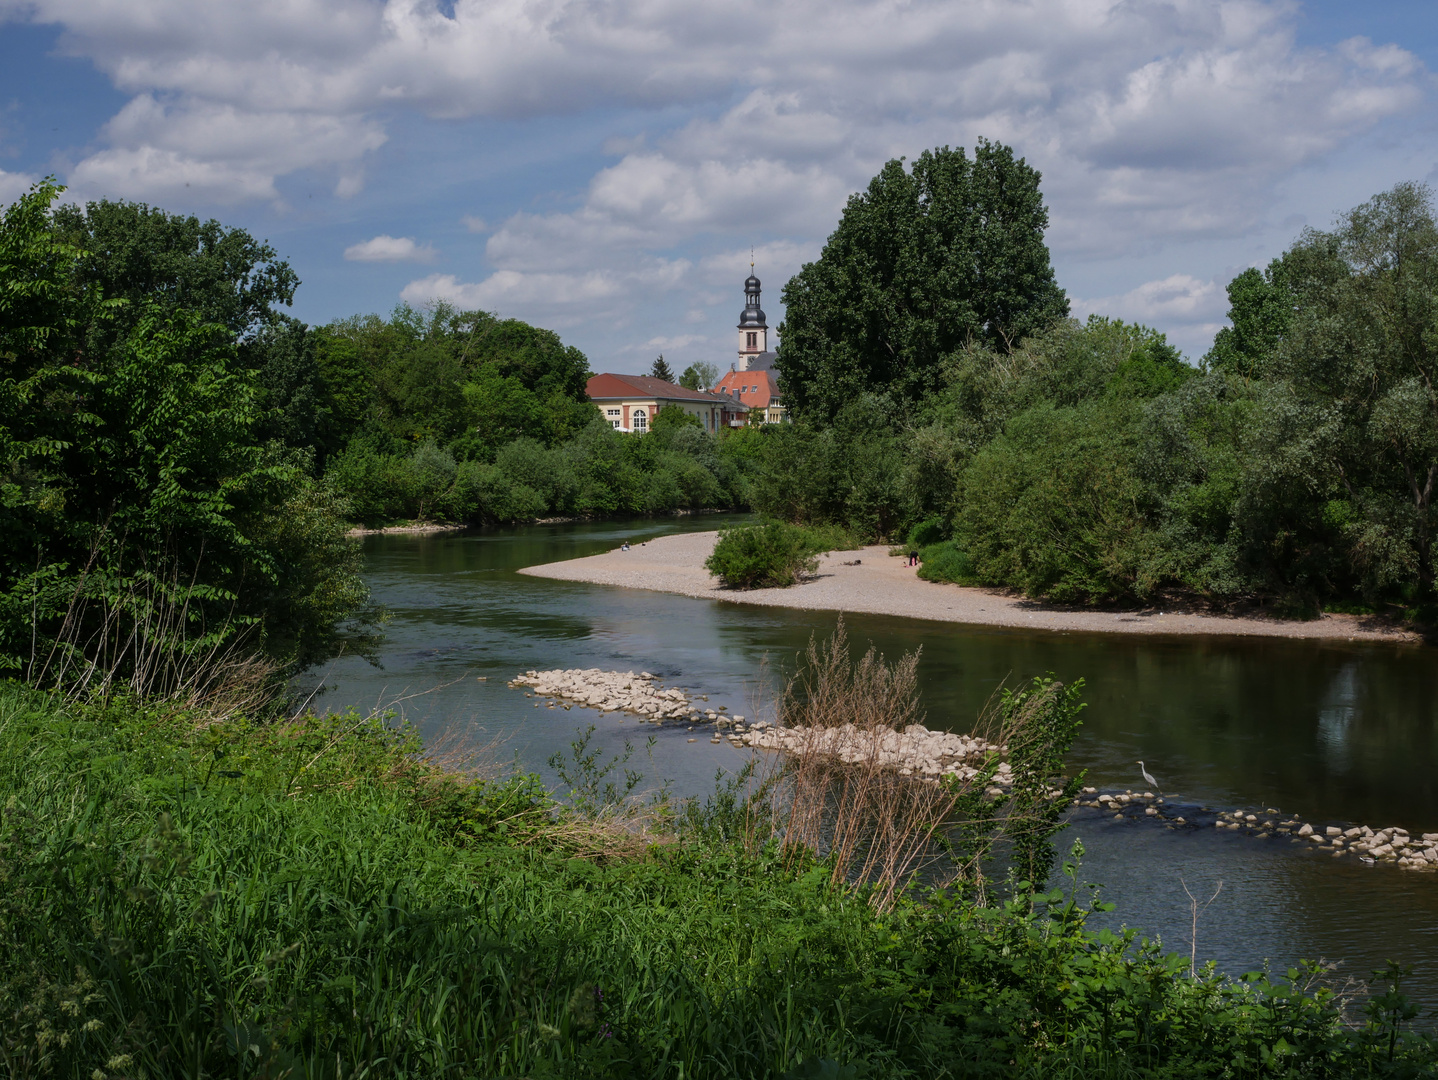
[311,516,1438,1012]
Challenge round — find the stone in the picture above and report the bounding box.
[1326,826,1341,837]
[1297,823,1313,837]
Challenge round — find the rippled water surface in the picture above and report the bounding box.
[311,517,1438,1010]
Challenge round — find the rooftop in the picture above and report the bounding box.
[587,372,739,405]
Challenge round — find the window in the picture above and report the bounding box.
[632,409,647,431]
[746,331,757,349]
[611,420,621,428]
[751,385,758,392]
[606,408,620,416]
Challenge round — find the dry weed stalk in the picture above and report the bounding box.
[751,618,1077,912]
[24,538,282,721]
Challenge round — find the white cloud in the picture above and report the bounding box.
[0,168,39,207]
[1076,274,1227,324]
[1073,273,1229,358]
[344,233,436,262]
[6,0,1429,358]
[400,258,690,326]
[460,214,487,233]
[66,93,385,204]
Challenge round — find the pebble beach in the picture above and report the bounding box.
[519,530,1417,642]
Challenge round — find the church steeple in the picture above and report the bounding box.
[737,259,767,370]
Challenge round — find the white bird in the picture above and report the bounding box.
[1137,760,1162,793]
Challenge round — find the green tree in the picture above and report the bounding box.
[679,361,718,390]
[1203,261,1292,380]
[0,181,370,677]
[50,198,299,345]
[779,140,1068,423]
[650,354,675,382]
[1271,182,1438,603]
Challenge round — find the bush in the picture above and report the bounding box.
[907,516,946,548]
[706,521,859,588]
[706,522,820,588]
[917,540,975,584]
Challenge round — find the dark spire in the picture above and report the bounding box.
[739,260,766,328]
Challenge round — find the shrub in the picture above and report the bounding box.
[917,540,976,584]
[907,516,946,548]
[706,522,822,588]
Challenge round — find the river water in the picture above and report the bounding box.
[311,516,1438,1011]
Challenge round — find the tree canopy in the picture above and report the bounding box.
[777,141,1068,424]
[0,181,370,679]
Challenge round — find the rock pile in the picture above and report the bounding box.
[509,668,703,721]
[740,722,1013,787]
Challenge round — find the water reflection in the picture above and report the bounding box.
[310,518,1438,1011]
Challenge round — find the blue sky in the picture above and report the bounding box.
[1,0,1434,374]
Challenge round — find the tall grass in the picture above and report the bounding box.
[752,618,1085,910]
[2,616,1436,1077]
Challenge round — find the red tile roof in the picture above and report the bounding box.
[713,369,781,409]
[587,373,736,404]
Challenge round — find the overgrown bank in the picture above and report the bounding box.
[4,682,1435,1078]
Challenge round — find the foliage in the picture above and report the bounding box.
[915,540,974,584]
[649,354,675,382]
[680,361,719,390]
[778,140,1068,424]
[3,687,1437,1078]
[705,520,859,588]
[0,181,371,678]
[329,416,751,526]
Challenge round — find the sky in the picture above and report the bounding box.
[1,0,1434,374]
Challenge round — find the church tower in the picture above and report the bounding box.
[737,264,767,371]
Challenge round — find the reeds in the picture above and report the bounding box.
[22,536,281,719]
[748,617,1084,911]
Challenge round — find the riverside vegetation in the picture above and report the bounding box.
[7,166,1438,1076]
[760,149,1438,622]
[7,629,1438,1078]
[14,149,1437,626]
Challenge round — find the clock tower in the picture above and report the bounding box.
[737,266,767,371]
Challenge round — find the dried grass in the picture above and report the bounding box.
[25,541,282,721]
[738,617,1069,911]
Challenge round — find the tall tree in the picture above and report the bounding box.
[50,199,299,345]
[778,140,1068,423]
[1203,261,1292,380]
[1269,181,1438,601]
[0,182,370,676]
[680,361,718,390]
[650,354,675,382]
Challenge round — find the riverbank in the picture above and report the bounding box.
[7,686,1434,1074]
[520,531,1419,642]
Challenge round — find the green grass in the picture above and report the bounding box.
[2,689,1435,1078]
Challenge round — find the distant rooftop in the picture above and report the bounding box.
[587,373,737,405]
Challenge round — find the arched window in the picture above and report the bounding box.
[632,409,647,431]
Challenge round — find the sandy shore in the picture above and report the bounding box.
[519,531,1420,643]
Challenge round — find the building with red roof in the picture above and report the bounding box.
[711,367,786,424]
[586,373,748,433]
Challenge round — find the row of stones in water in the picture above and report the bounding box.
[509,668,737,722]
[1213,811,1438,871]
[510,667,1013,787]
[1075,790,1438,873]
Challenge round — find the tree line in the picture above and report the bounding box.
[4,142,1434,684]
[761,144,1438,619]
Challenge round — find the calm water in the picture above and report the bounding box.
[311,517,1438,1011]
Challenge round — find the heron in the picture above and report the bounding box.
[1137,760,1163,794]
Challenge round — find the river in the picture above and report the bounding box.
[311,515,1438,1011]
